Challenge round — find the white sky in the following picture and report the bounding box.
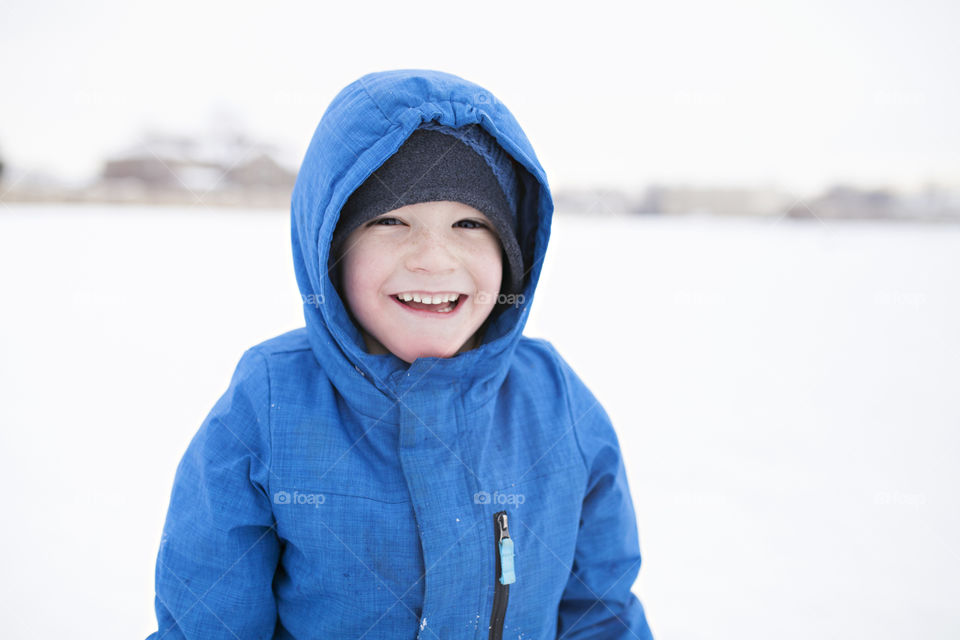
[1,0,958,193]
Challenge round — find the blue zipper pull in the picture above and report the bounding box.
[496,512,516,585]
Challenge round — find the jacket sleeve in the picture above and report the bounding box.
[550,346,655,640]
[146,348,280,640]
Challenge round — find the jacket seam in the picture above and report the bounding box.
[358,77,395,126]
[543,340,589,478]
[250,347,275,507]
[261,345,312,357]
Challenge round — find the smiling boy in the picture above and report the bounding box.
[337,200,500,361]
[147,70,654,639]
[329,123,523,363]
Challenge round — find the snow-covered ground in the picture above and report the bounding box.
[1,204,958,639]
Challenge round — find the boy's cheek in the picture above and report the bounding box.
[341,254,387,300]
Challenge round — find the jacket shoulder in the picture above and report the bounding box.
[514,334,561,367]
[514,336,622,474]
[515,335,602,411]
[246,327,312,358]
[241,327,329,396]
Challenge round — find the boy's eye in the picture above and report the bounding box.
[370,217,402,226]
[455,219,488,229]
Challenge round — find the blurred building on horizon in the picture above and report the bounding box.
[2,130,959,222]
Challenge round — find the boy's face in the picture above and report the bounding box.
[338,200,503,364]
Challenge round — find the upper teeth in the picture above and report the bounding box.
[396,293,460,304]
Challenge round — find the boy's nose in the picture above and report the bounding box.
[404,229,457,275]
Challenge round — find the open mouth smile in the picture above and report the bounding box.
[392,292,466,316]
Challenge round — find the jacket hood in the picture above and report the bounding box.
[291,69,554,401]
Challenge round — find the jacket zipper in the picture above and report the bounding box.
[489,510,515,640]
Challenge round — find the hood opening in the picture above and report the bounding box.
[291,69,552,389]
[324,125,541,353]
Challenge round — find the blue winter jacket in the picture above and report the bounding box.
[147,69,654,640]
